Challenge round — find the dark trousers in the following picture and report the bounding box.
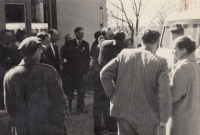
[64,74,85,111]
[93,75,117,133]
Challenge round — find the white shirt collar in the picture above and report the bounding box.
[76,38,82,45]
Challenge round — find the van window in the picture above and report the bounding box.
[160,24,200,49]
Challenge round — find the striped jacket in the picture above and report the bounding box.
[100,49,172,125]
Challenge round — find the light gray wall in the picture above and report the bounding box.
[56,0,107,52]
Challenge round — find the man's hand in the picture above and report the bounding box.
[98,36,105,46]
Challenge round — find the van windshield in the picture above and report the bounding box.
[160,24,200,49]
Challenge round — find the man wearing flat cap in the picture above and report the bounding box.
[4,37,69,135]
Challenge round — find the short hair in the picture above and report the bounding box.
[169,24,184,35]
[141,29,160,44]
[21,47,38,57]
[101,27,113,37]
[0,29,10,41]
[37,32,50,40]
[175,36,196,54]
[74,27,84,33]
[16,29,26,40]
[114,31,126,41]
[47,28,57,35]
[94,31,101,40]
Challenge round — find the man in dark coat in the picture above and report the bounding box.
[4,37,69,135]
[46,29,61,73]
[0,29,13,110]
[61,27,90,113]
[94,27,127,134]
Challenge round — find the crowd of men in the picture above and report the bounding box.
[0,23,200,135]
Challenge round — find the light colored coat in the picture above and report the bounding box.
[169,53,200,135]
[100,49,172,125]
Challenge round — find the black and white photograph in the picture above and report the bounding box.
[0,0,200,135]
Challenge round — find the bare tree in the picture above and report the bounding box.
[107,0,147,43]
[148,0,179,30]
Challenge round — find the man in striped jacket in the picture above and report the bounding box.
[100,29,172,135]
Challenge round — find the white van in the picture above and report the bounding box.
[156,9,200,67]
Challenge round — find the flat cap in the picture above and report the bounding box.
[18,37,45,51]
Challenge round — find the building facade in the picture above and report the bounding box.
[0,0,107,50]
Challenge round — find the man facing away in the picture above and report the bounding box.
[169,24,184,65]
[61,27,90,113]
[169,23,184,40]
[100,29,172,135]
[4,37,69,135]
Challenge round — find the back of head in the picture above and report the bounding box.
[0,29,10,41]
[16,29,26,41]
[37,32,50,40]
[114,31,126,41]
[141,29,160,44]
[169,24,184,35]
[19,37,43,57]
[94,31,101,40]
[175,36,196,54]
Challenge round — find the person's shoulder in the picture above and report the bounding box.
[41,63,57,71]
[154,54,166,61]
[4,66,20,79]
[119,48,137,56]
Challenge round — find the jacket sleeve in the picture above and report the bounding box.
[157,58,172,123]
[100,54,120,98]
[48,68,69,118]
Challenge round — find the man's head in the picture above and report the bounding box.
[18,37,45,61]
[47,29,59,43]
[0,29,12,45]
[94,31,101,41]
[169,24,184,40]
[74,27,84,40]
[141,29,160,52]
[101,27,114,40]
[37,32,51,49]
[16,29,26,43]
[114,31,126,41]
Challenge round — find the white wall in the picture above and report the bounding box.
[56,0,107,52]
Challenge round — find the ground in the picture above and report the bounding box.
[66,91,96,135]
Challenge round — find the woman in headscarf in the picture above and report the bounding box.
[169,36,200,135]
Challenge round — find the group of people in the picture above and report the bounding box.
[0,23,199,135]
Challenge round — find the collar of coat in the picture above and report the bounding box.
[179,52,197,62]
[19,59,40,66]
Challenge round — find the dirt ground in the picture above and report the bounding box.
[66,92,96,135]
